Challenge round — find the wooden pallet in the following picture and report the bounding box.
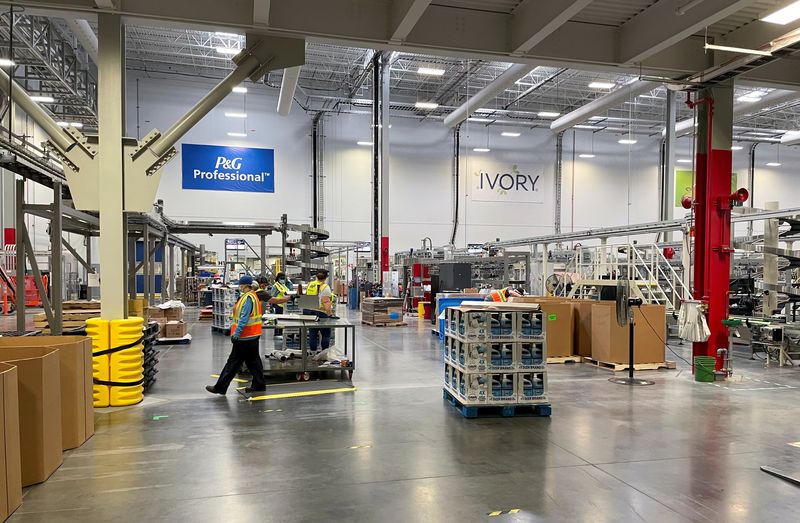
[582,357,677,372]
[33,320,89,329]
[63,300,101,310]
[361,320,407,327]
[546,356,582,364]
[33,309,99,322]
[443,389,551,419]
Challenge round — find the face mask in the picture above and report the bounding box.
[278,278,285,283]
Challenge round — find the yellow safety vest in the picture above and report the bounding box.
[306,281,333,311]
[230,291,263,338]
[490,287,509,302]
[274,281,289,297]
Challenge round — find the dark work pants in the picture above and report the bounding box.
[214,337,266,392]
[303,309,331,352]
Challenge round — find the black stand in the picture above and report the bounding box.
[610,302,655,386]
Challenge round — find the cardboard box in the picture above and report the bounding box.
[510,297,574,357]
[0,347,62,486]
[164,307,183,321]
[591,303,666,364]
[147,307,165,320]
[0,336,94,450]
[165,321,187,339]
[573,300,594,358]
[157,321,167,339]
[0,363,22,521]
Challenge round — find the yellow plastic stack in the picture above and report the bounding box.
[110,317,145,406]
[86,316,145,407]
[86,318,110,407]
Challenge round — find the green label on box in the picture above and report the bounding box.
[548,314,557,321]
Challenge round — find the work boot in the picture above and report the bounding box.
[205,385,225,395]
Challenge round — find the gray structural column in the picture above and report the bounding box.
[380,53,390,272]
[554,133,563,236]
[15,180,25,332]
[97,14,126,319]
[763,201,779,314]
[169,243,176,300]
[662,90,676,242]
[50,183,63,335]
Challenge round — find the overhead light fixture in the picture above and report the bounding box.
[731,145,744,151]
[618,138,637,145]
[704,43,771,57]
[588,81,615,89]
[417,66,445,76]
[215,31,240,37]
[224,112,247,118]
[30,95,55,103]
[415,101,439,110]
[357,141,373,146]
[737,94,764,103]
[215,47,240,55]
[578,154,596,159]
[538,111,561,118]
[473,148,491,153]
[227,132,247,138]
[232,86,248,94]
[766,162,782,167]
[762,1,800,25]
[574,124,598,130]
[353,98,372,105]
[57,121,83,128]
[677,159,693,164]
[0,58,14,67]
[501,131,521,137]
[468,117,492,123]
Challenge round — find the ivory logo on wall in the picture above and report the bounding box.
[471,165,544,203]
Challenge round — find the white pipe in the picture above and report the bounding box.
[782,131,800,146]
[443,63,535,128]
[550,81,660,134]
[64,18,98,62]
[277,66,301,116]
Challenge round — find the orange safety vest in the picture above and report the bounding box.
[231,290,263,338]
[489,288,509,302]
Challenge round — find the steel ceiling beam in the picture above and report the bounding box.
[390,0,431,43]
[550,81,660,134]
[511,0,592,55]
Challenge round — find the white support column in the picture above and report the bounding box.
[97,14,126,320]
[764,201,779,315]
[662,90,676,242]
[541,243,549,296]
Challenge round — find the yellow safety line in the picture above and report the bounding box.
[210,374,248,383]
[248,387,356,401]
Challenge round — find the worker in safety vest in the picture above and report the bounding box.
[303,269,334,353]
[270,272,294,314]
[207,275,287,395]
[485,287,524,302]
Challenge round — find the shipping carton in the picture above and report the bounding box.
[0,336,94,450]
[0,363,22,521]
[573,300,594,358]
[147,307,165,320]
[591,303,666,364]
[165,321,187,339]
[0,347,62,486]
[510,297,574,357]
[164,307,184,321]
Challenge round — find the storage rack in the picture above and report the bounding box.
[212,286,239,333]
[442,303,550,416]
[143,321,160,391]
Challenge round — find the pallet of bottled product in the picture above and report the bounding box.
[444,363,548,405]
[444,337,546,372]
[444,303,545,342]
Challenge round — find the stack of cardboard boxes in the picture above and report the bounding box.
[0,336,95,519]
[509,296,667,366]
[148,305,187,340]
[361,298,405,326]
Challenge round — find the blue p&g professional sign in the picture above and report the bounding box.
[181,143,275,193]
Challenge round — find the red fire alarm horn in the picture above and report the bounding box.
[663,247,676,260]
[730,187,749,204]
[681,195,693,210]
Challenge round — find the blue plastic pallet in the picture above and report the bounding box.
[443,389,551,419]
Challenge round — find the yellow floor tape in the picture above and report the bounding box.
[248,387,357,401]
[210,374,248,383]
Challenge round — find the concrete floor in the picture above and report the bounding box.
[8,306,800,522]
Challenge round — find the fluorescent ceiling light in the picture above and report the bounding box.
[588,81,615,89]
[737,94,764,102]
[618,139,637,145]
[353,98,372,105]
[677,159,692,164]
[538,111,560,118]
[30,95,55,103]
[731,145,743,151]
[227,132,247,137]
[475,108,494,114]
[57,121,83,128]
[417,66,445,76]
[501,132,521,137]
[473,148,491,153]
[762,1,800,25]
[215,31,240,37]
[224,112,247,118]
[357,141,373,146]
[766,162,782,167]
[574,124,598,130]
[468,117,492,123]
[215,47,240,55]
[704,43,771,57]
[232,86,248,94]
[415,101,439,110]
[578,154,596,159]
[0,58,14,67]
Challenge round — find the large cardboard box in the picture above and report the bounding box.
[0,336,94,450]
[591,303,666,364]
[0,347,62,486]
[573,300,594,358]
[510,297,574,357]
[164,307,184,321]
[147,307,165,320]
[165,321,187,339]
[0,363,22,521]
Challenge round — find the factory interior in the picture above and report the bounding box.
[1,0,800,521]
